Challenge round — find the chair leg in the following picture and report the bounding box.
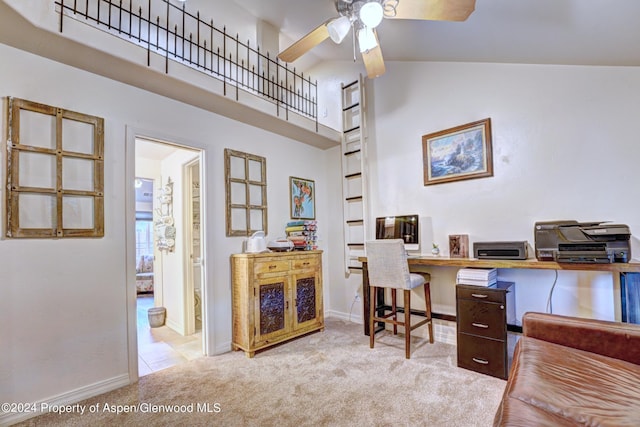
[369,286,376,349]
[404,289,411,359]
[424,281,434,344]
[391,288,397,335]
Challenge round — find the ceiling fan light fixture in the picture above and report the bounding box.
[358,27,377,53]
[327,16,351,44]
[360,2,384,28]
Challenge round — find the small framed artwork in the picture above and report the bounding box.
[422,118,493,186]
[290,176,315,219]
[449,234,469,258]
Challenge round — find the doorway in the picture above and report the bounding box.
[134,137,205,376]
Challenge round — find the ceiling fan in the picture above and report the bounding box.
[277,0,476,79]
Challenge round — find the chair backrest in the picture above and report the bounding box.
[365,239,412,289]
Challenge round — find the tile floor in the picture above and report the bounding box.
[137,295,203,376]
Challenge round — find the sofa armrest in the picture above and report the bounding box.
[523,311,640,365]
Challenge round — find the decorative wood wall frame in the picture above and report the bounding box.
[224,148,267,237]
[5,97,104,238]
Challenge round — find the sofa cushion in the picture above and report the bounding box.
[494,396,577,426]
[502,336,640,426]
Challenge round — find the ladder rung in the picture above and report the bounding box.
[344,149,361,156]
[344,172,362,179]
[344,126,360,134]
[343,79,359,89]
[343,102,360,111]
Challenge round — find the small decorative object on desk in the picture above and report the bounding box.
[431,243,440,256]
[449,234,469,258]
[285,220,318,250]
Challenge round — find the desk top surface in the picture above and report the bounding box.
[358,255,640,273]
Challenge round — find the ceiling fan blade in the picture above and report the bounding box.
[278,22,330,63]
[361,31,386,79]
[387,0,476,22]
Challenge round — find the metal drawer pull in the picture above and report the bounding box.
[471,293,488,299]
[472,322,489,329]
[472,357,489,365]
[269,265,277,270]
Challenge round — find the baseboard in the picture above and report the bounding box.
[164,317,184,336]
[325,310,457,346]
[214,340,233,355]
[325,309,362,324]
[0,374,130,426]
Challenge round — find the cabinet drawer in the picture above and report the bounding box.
[457,285,506,304]
[457,299,506,340]
[457,333,507,379]
[255,260,290,275]
[291,257,319,270]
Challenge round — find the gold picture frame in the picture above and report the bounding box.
[422,118,493,186]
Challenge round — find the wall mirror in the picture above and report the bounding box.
[5,97,104,238]
[224,148,267,237]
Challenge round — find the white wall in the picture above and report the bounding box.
[363,61,640,322]
[0,42,332,415]
[4,28,640,420]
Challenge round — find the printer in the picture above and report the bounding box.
[534,220,631,263]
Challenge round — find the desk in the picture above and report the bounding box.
[359,256,640,336]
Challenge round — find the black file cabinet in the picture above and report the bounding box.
[456,282,514,380]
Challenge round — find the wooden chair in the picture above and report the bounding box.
[366,239,434,359]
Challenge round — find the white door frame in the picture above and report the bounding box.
[182,158,203,336]
[125,126,211,383]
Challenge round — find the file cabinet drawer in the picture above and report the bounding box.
[457,333,507,379]
[456,285,506,304]
[457,299,506,341]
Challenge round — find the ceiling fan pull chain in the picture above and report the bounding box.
[352,28,357,62]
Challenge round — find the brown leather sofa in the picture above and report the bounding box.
[494,312,640,426]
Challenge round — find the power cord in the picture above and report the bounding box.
[545,270,559,314]
[348,293,361,323]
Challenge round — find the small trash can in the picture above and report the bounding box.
[148,307,166,328]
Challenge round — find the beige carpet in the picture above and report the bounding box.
[17,318,506,426]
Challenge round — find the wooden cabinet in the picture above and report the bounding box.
[456,282,513,379]
[231,251,324,357]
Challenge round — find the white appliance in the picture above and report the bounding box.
[268,238,294,252]
[244,231,267,253]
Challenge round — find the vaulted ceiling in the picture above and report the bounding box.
[233,0,640,67]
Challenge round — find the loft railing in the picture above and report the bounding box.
[55,0,318,128]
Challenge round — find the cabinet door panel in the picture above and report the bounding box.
[293,271,322,330]
[296,276,317,324]
[255,278,290,344]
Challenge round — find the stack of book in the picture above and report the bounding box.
[285,220,318,250]
[456,268,497,287]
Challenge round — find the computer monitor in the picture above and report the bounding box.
[375,215,420,252]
